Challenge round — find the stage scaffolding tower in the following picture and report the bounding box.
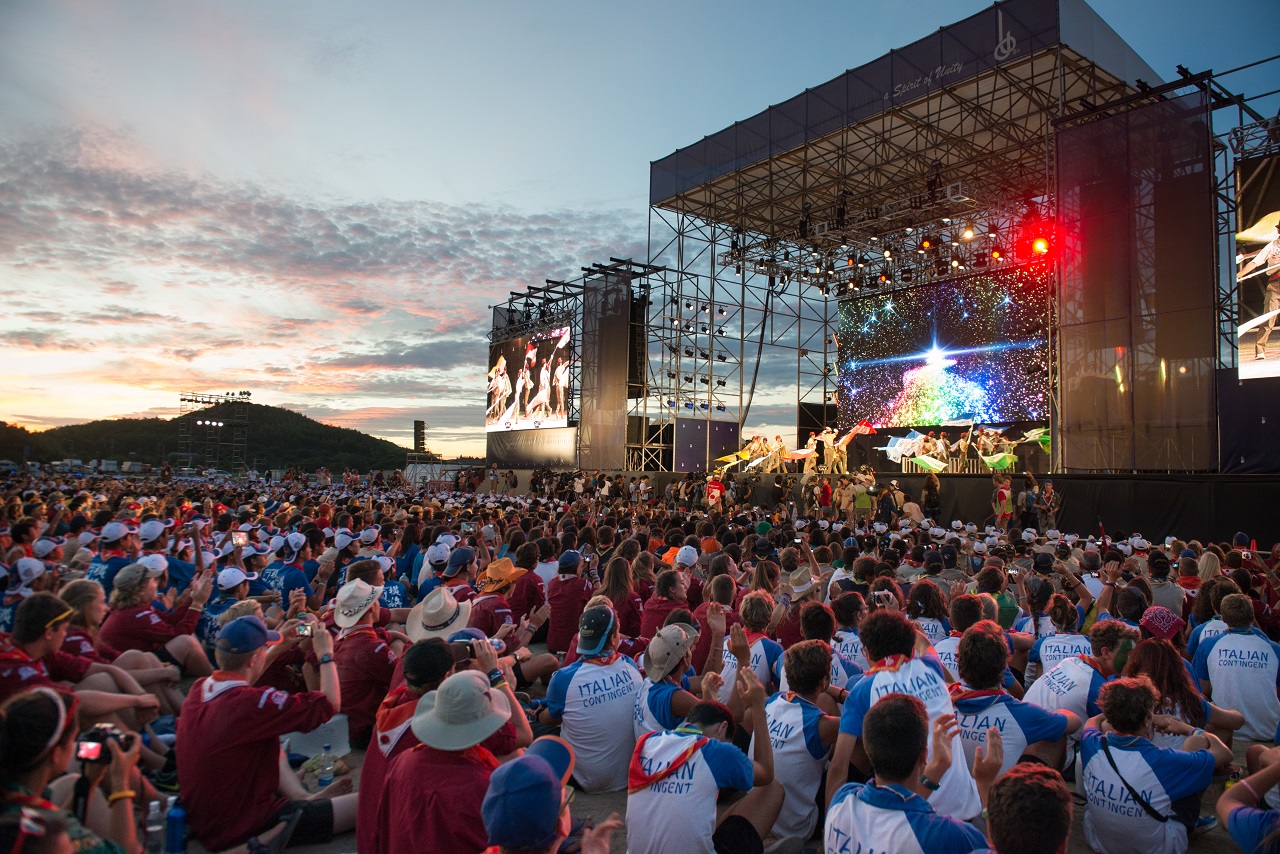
[177,391,251,471]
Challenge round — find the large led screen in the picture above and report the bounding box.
[1237,153,1280,379]
[836,263,1050,428]
[485,326,572,432]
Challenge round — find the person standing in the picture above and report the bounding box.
[1035,481,1061,531]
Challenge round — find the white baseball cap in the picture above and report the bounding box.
[138,554,169,574]
[217,567,258,591]
[675,545,699,567]
[138,520,168,544]
[31,537,66,559]
[100,521,132,542]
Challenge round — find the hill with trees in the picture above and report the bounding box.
[0,403,414,471]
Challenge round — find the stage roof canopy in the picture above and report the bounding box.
[650,0,1161,243]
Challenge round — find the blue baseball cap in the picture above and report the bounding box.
[216,616,281,654]
[577,607,616,657]
[443,546,476,578]
[483,736,576,848]
[557,550,581,572]
[446,627,486,644]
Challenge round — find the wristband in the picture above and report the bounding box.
[1240,779,1262,802]
[317,654,335,666]
[918,774,941,791]
[107,790,136,804]
[487,668,504,686]
[1190,727,1205,738]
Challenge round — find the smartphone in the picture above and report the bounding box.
[874,590,894,608]
[1007,568,1017,576]
[297,623,314,638]
[461,522,474,534]
[793,537,802,544]
[232,532,248,547]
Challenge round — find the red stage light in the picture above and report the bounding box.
[990,248,1002,260]
[1031,237,1050,255]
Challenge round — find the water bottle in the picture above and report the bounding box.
[145,801,164,854]
[317,744,335,789]
[164,797,187,854]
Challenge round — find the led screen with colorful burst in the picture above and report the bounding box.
[836,263,1050,429]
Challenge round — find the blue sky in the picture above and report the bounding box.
[1,0,1275,457]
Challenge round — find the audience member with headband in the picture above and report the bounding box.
[0,686,138,854]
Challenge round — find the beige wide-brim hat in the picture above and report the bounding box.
[406,585,473,642]
[410,670,512,751]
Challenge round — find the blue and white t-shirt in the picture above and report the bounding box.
[833,627,868,670]
[1023,655,1108,747]
[716,632,783,704]
[86,553,131,598]
[545,654,642,792]
[749,693,829,840]
[626,727,754,854]
[840,653,981,820]
[1079,728,1215,854]
[1028,632,1093,685]
[911,616,951,646]
[634,679,685,739]
[824,781,986,854]
[378,580,408,609]
[951,690,1070,777]
[260,561,313,603]
[777,648,863,694]
[1226,804,1280,854]
[1193,627,1280,741]
[1185,617,1227,658]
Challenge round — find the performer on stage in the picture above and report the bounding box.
[819,425,837,472]
[802,431,819,476]
[553,357,570,417]
[1239,216,1280,360]
[829,430,849,475]
[769,434,788,474]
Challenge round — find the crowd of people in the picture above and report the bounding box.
[0,468,1278,853]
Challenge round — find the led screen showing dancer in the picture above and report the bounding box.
[836,262,1051,428]
[485,326,572,432]
[1237,153,1280,380]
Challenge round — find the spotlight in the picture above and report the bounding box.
[941,217,952,224]
[667,399,676,407]
[683,347,694,357]
[961,224,975,240]
[699,350,709,359]
[683,375,693,383]
[700,403,709,410]
[1032,237,1050,255]
[716,379,726,387]
[717,307,725,316]
[684,301,693,310]
[882,249,892,259]
[716,327,725,336]
[700,325,708,333]
[856,254,869,268]
[950,254,961,268]
[734,265,742,275]
[990,247,1003,261]
[716,352,727,362]
[920,235,934,251]
[878,267,890,284]
[987,224,998,239]
[666,371,676,379]
[715,404,726,412]
[847,255,855,266]
[901,267,915,282]
[685,402,694,410]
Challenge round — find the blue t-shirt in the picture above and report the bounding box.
[825,782,986,854]
[163,557,195,594]
[379,580,409,609]
[86,553,132,598]
[1227,805,1280,854]
[260,561,314,603]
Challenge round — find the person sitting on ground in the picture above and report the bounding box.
[1079,675,1231,854]
[626,670,782,854]
[481,736,623,854]
[0,594,161,730]
[360,637,527,854]
[638,569,689,641]
[175,615,357,852]
[373,668,520,854]
[58,579,185,717]
[1123,637,1243,750]
[1193,592,1280,742]
[714,591,782,704]
[983,763,1074,854]
[690,574,741,674]
[831,591,869,670]
[633,621,718,739]
[754,639,840,844]
[97,563,213,678]
[541,607,642,793]
[546,550,594,656]
[827,608,981,821]
[1023,619,1140,756]
[776,601,862,712]
[824,693,987,854]
[0,687,141,854]
[331,579,403,749]
[951,620,1079,774]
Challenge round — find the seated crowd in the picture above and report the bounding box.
[1,473,1280,853]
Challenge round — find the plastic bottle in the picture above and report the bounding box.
[145,801,164,854]
[164,797,187,854]
[317,744,335,789]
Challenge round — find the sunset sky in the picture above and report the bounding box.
[1,0,1275,458]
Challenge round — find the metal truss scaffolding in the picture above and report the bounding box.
[177,391,251,471]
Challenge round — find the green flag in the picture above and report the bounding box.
[980,452,1018,470]
[911,455,948,473]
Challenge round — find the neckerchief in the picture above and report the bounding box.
[0,784,56,812]
[374,686,419,757]
[627,725,710,793]
[948,685,1005,703]
[583,652,622,667]
[1078,655,1107,678]
[867,653,914,674]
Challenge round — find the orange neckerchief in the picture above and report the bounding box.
[866,653,914,674]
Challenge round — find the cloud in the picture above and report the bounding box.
[0,129,648,457]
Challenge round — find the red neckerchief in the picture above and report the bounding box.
[583,652,622,667]
[948,685,1005,702]
[1078,655,1107,677]
[867,654,914,674]
[627,728,710,793]
[742,630,769,646]
[374,685,419,753]
[948,630,964,638]
[1,787,57,812]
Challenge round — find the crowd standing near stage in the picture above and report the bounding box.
[2,464,1280,854]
